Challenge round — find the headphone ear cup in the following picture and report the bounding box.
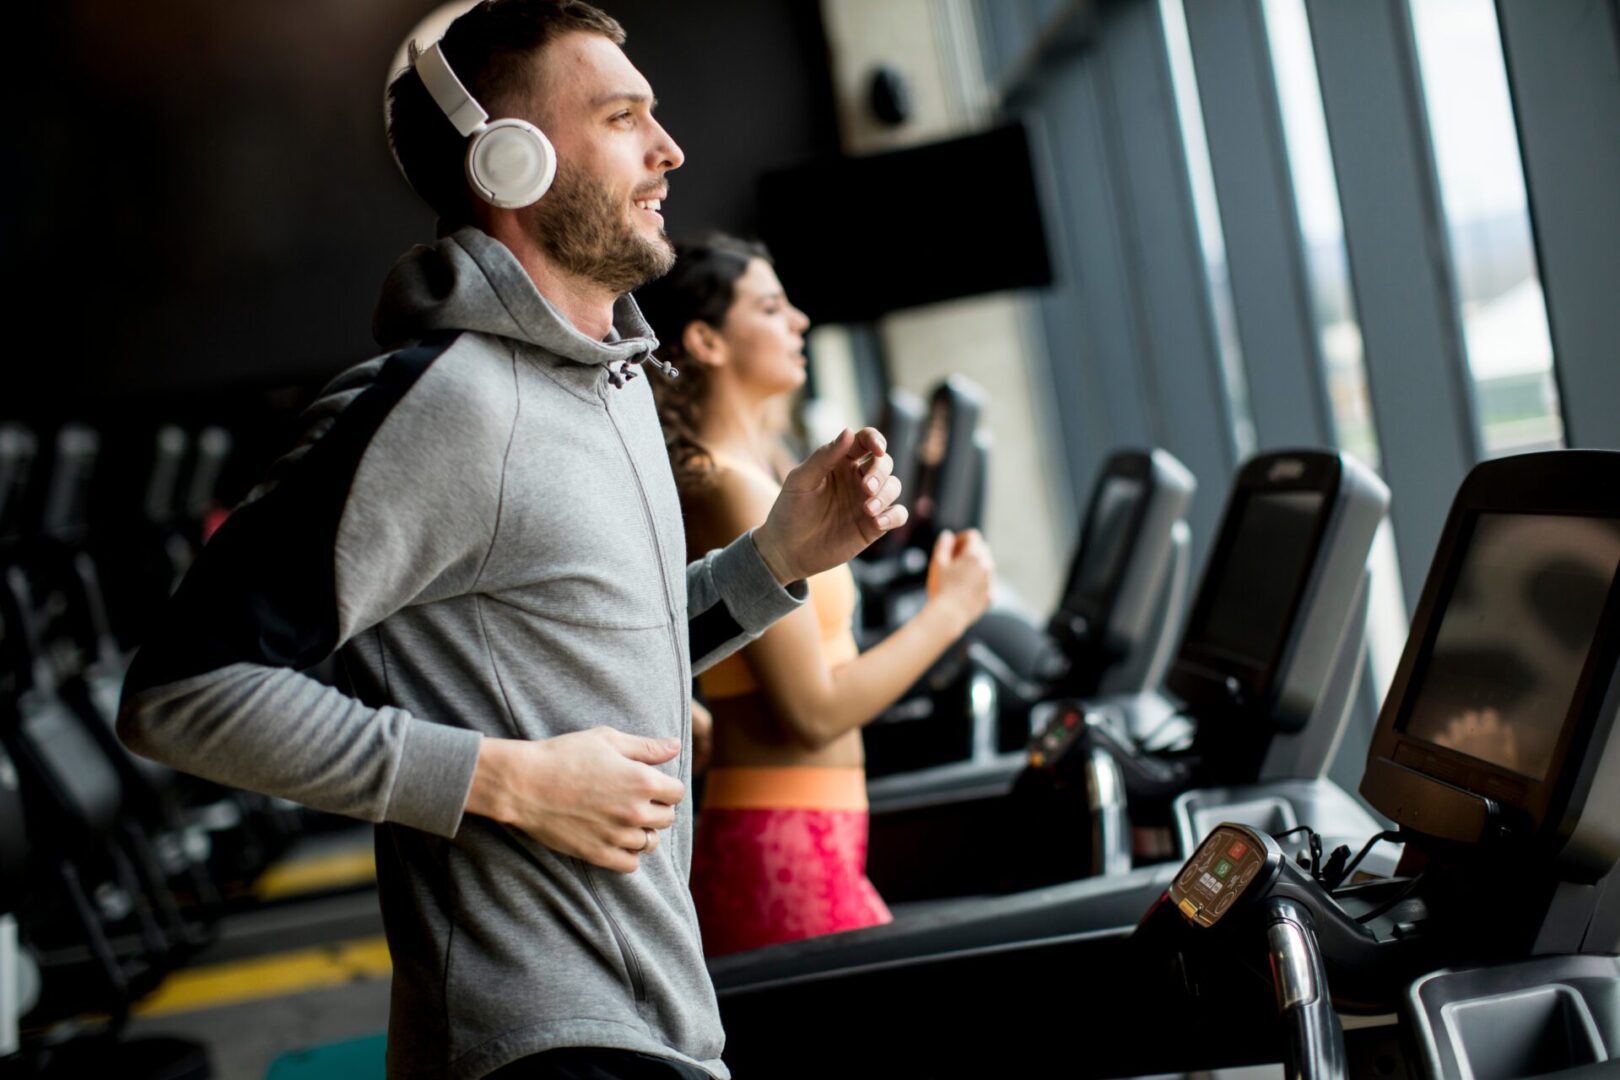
[465,118,557,209]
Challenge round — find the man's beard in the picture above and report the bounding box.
[528,164,675,293]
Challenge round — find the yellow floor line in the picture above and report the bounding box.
[134,936,393,1018]
[253,849,378,901]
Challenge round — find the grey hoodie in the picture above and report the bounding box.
[119,226,806,1078]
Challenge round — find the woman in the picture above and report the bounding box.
[638,236,995,956]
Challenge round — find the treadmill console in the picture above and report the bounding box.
[1170,824,1276,928]
[920,376,986,538]
[1027,700,1088,770]
[1050,449,1195,666]
[1167,450,1387,735]
[1361,451,1620,877]
[1028,450,1386,781]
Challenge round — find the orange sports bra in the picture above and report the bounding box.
[696,451,861,700]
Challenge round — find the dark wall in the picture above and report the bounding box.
[11,0,838,411]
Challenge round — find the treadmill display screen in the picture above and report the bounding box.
[1401,513,1620,781]
[1064,477,1144,622]
[1188,491,1325,669]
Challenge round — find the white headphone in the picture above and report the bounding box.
[414,41,557,209]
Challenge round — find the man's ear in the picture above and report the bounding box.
[682,320,726,367]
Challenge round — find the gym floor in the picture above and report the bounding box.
[124,828,391,1080]
[128,979,389,1080]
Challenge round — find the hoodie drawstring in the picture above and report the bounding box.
[607,354,680,389]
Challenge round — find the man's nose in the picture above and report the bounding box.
[650,119,684,172]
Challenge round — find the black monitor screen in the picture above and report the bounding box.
[758,124,1053,324]
[1400,513,1620,781]
[1188,491,1325,670]
[1066,476,1144,618]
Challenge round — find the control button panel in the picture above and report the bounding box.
[1170,824,1268,929]
[1027,701,1087,769]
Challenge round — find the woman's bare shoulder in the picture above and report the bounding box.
[682,462,780,551]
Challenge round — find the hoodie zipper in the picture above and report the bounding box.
[595,385,687,1003]
[601,387,690,773]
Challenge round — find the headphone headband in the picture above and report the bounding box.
[416,41,489,137]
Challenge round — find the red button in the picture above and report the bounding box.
[1227,840,1249,860]
[1063,713,1078,728]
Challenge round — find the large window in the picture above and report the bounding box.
[1260,0,1376,470]
[1408,0,1563,456]
[1159,0,1256,461]
[1261,0,1407,697]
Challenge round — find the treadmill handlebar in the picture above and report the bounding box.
[1264,897,1348,1080]
[1084,713,1195,801]
[1028,703,1193,800]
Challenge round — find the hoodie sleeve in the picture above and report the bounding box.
[684,532,808,674]
[119,334,506,838]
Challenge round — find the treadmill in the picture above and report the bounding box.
[868,450,1198,887]
[866,448,1389,901]
[976,446,1198,703]
[0,432,33,1057]
[1159,447,1620,1079]
[855,375,988,625]
[863,447,1196,807]
[713,449,1620,1080]
[857,377,1000,776]
[0,744,26,1058]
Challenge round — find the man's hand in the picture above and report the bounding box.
[753,427,907,585]
[464,727,684,873]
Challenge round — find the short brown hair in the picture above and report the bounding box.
[387,0,626,225]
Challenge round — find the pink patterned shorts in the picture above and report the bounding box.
[689,768,893,957]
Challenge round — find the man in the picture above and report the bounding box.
[118,2,904,1077]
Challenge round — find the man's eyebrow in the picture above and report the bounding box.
[591,91,656,110]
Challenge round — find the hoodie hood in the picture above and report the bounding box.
[373,225,668,385]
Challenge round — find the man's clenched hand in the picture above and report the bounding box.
[465,727,684,873]
[752,427,907,585]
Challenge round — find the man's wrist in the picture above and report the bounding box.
[751,527,799,587]
[465,736,517,824]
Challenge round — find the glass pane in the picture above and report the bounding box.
[1408,0,1564,456]
[1261,0,1406,698]
[1159,0,1257,460]
[1260,0,1378,470]
[975,0,1039,89]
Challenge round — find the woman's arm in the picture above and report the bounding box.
[690,467,994,752]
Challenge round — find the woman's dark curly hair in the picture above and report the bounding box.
[635,235,772,492]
